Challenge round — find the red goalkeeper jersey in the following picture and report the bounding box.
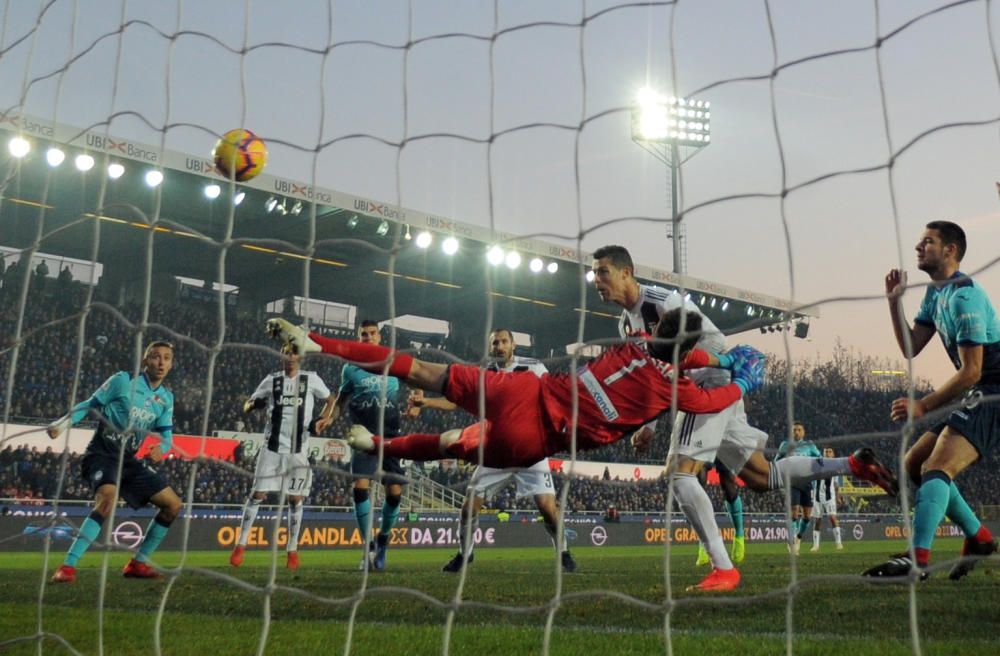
[540,343,741,452]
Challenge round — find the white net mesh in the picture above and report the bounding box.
[1,1,999,654]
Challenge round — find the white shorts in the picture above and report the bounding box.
[668,399,768,473]
[812,498,838,518]
[253,449,313,496]
[467,459,554,500]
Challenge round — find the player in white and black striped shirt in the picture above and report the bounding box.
[230,344,335,571]
[810,448,843,551]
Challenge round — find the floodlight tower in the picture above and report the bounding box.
[631,87,711,274]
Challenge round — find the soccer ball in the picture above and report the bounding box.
[212,129,268,182]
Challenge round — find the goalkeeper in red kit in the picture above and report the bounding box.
[266,309,764,468]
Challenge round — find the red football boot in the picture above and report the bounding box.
[230,545,246,567]
[848,448,899,496]
[50,564,76,584]
[286,551,300,571]
[687,567,741,592]
[122,558,162,579]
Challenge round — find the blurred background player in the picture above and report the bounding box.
[332,320,408,571]
[408,328,577,573]
[592,244,755,590]
[866,221,998,579]
[776,422,821,555]
[810,448,843,552]
[230,344,334,571]
[48,341,181,583]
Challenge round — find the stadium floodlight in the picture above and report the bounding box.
[376,220,390,236]
[721,301,729,311]
[547,261,558,274]
[709,297,717,308]
[347,214,359,229]
[585,270,596,283]
[46,147,65,167]
[144,170,163,187]
[403,225,412,240]
[487,245,504,266]
[8,136,30,158]
[204,184,221,199]
[504,251,521,270]
[75,154,95,171]
[233,191,245,205]
[529,257,544,273]
[290,201,303,215]
[442,236,459,255]
[107,163,124,179]
[415,231,432,249]
[631,87,712,274]
[265,196,279,213]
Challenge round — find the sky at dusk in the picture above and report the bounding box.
[1,0,998,386]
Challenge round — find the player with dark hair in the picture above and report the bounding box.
[776,422,821,555]
[332,320,409,571]
[409,328,577,573]
[48,341,181,583]
[865,220,998,579]
[230,344,335,571]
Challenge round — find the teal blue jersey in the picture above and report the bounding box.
[915,271,1000,383]
[776,439,821,459]
[71,371,174,458]
[339,364,403,434]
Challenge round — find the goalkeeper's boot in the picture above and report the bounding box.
[561,550,578,573]
[862,553,928,581]
[848,448,899,497]
[695,543,710,567]
[286,551,300,571]
[50,564,76,584]
[374,535,389,571]
[123,558,162,579]
[265,318,320,355]
[442,551,474,573]
[730,536,746,564]
[346,425,377,454]
[229,545,245,567]
[687,567,740,592]
[948,536,997,581]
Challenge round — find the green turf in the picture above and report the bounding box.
[0,540,995,655]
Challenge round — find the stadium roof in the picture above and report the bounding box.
[0,114,814,350]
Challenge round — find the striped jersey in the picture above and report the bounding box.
[814,477,838,504]
[490,355,547,377]
[250,370,331,454]
[618,283,729,387]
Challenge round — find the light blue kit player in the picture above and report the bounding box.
[48,341,183,583]
[866,220,999,579]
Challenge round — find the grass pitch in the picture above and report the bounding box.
[0,539,996,655]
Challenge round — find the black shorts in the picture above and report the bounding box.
[790,485,813,508]
[350,440,407,486]
[940,385,1000,458]
[81,452,169,509]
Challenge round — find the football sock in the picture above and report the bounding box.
[380,494,401,538]
[354,489,372,545]
[237,496,263,547]
[913,470,951,564]
[768,456,849,490]
[373,433,448,461]
[945,481,982,538]
[833,526,842,546]
[725,497,744,538]
[287,501,304,552]
[308,333,414,379]
[64,511,105,567]
[673,472,733,570]
[136,516,172,563]
[813,527,821,548]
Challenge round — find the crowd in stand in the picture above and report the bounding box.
[2,275,999,516]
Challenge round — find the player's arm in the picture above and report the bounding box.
[892,343,983,421]
[47,372,125,439]
[409,388,458,413]
[886,269,935,358]
[313,395,338,433]
[243,376,271,414]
